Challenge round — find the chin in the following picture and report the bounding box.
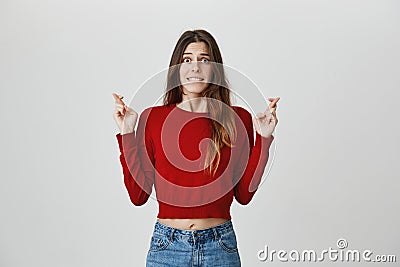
[182,84,208,95]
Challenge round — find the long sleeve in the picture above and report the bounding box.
[115,108,155,206]
[233,109,275,205]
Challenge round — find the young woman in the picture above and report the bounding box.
[112,29,279,266]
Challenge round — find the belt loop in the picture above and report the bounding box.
[170,229,175,242]
[212,228,219,241]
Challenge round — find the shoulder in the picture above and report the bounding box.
[231,105,252,123]
[231,105,250,114]
[231,106,254,141]
[138,104,173,124]
[141,104,172,116]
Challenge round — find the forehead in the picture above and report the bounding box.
[183,42,209,55]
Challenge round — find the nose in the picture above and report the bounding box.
[191,61,200,72]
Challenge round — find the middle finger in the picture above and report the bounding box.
[269,98,279,109]
[112,93,125,105]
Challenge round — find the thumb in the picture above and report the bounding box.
[256,112,265,119]
[124,105,136,115]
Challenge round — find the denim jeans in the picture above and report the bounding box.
[146,220,241,266]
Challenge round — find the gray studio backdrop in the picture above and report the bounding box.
[1,0,399,266]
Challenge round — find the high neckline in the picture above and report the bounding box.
[173,103,209,114]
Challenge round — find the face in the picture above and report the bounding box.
[179,42,212,96]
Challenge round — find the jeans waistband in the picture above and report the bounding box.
[154,220,234,241]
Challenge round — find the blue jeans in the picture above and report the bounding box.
[146,220,241,266]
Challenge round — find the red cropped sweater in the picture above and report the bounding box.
[116,103,274,219]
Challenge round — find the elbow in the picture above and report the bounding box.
[235,195,252,205]
[129,196,148,206]
[234,189,256,205]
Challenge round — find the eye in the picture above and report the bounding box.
[182,58,191,63]
[201,58,210,63]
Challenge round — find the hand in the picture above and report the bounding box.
[112,92,138,134]
[253,97,280,138]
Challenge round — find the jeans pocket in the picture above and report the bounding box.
[148,232,171,252]
[217,230,238,253]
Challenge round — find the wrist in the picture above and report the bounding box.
[121,129,134,135]
[256,130,273,139]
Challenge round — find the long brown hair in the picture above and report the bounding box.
[163,29,237,176]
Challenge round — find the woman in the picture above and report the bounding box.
[112,29,279,266]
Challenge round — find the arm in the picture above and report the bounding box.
[116,108,155,206]
[233,109,274,205]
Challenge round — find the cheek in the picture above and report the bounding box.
[179,65,191,73]
[203,68,213,82]
[179,66,190,81]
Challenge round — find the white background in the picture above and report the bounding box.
[1,0,399,266]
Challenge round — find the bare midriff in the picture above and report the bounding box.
[157,218,229,230]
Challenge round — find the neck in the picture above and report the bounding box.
[178,94,207,112]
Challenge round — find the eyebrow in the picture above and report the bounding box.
[183,52,210,56]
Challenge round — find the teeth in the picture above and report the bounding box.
[187,77,204,81]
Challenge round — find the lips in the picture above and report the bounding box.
[187,77,204,81]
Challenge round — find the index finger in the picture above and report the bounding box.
[112,93,125,105]
[268,97,280,108]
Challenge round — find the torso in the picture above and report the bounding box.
[155,103,240,230]
[157,218,229,230]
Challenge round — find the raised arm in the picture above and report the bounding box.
[232,108,275,205]
[116,108,155,206]
[113,93,155,206]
